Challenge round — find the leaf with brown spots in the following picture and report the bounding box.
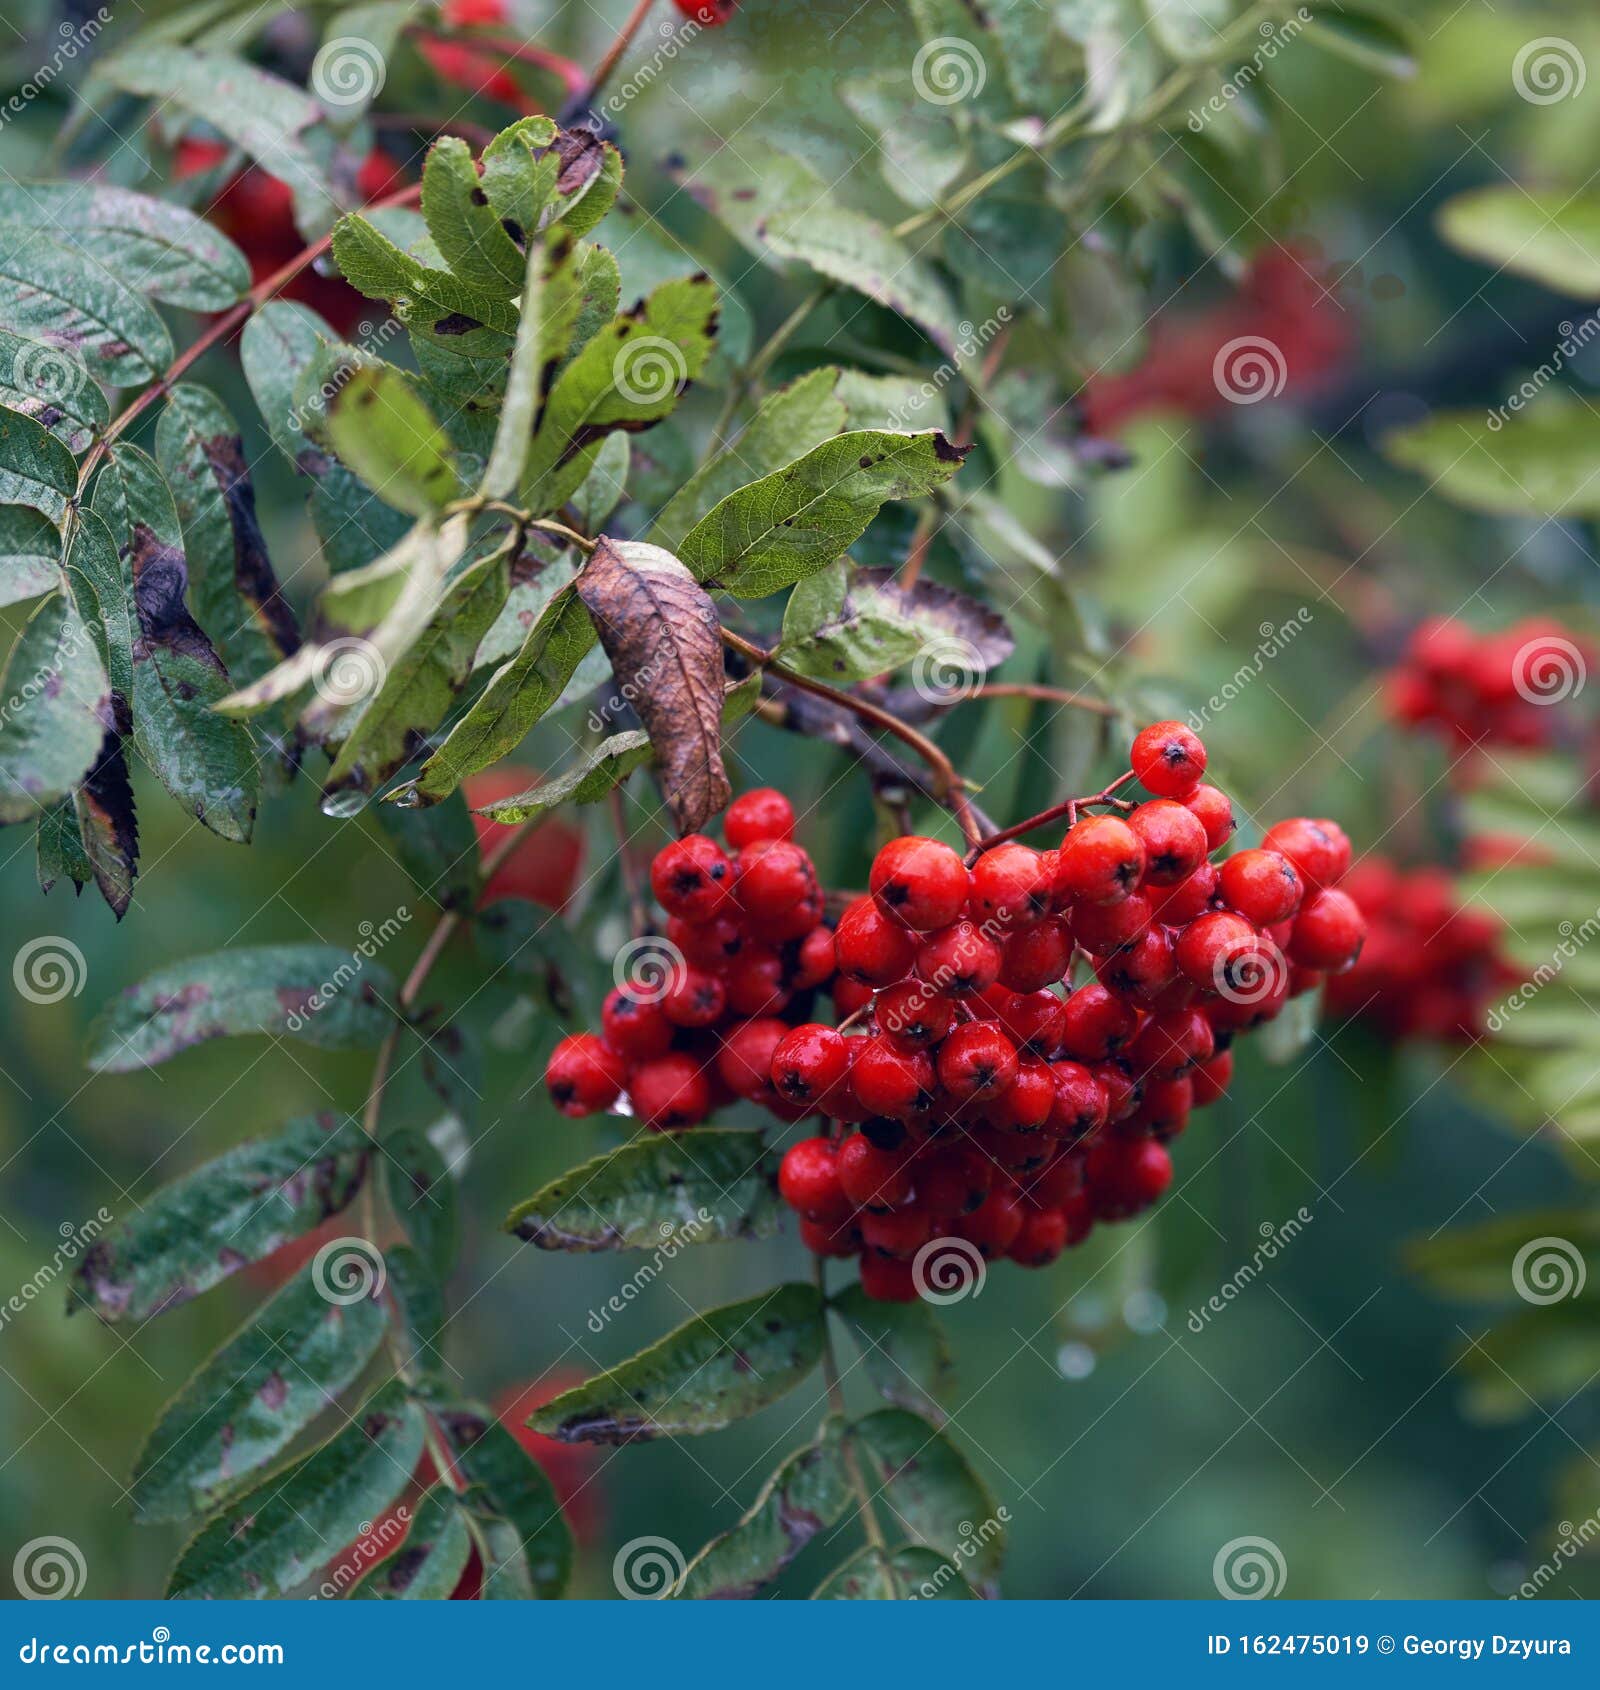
[36,717,139,919]
[575,537,731,833]
[526,1282,825,1443]
[349,1485,471,1599]
[436,1409,573,1597]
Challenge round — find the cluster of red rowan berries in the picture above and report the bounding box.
[543,787,838,1132]
[1324,857,1521,1042]
[545,724,1368,1304]
[1388,617,1587,752]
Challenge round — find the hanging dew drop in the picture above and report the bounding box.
[320,788,369,819]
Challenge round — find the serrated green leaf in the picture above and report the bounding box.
[166,1380,424,1599]
[438,1407,574,1598]
[86,943,397,1072]
[1437,187,1600,299]
[333,213,520,342]
[506,1128,780,1251]
[350,1485,471,1599]
[675,1418,852,1598]
[480,244,544,501]
[0,405,77,519]
[1406,1211,1600,1304]
[69,1113,370,1321]
[327,365,463,519]
[422,136,527,295]
[131,1262,389,1522]
[0,327,109,454]
[0,181,250,311]
[0,592,109,824]
[813,1543,975,1599]
[34,730,138,917]
[529,1283,827,1443]
[681,430,968,598]
[0,502,61,605]
[478,116,560,240]
[829,1285,953,1422]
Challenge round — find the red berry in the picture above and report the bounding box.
[849,1037,936,1120]
[779,1136,849,1221]
[667,912,742,969]
[716,1017,790,1098]
[1055,816,1145,906]
[673,0,738,24]
[917,1145,993,1215]
[738,840,821,941]
[870,836,971,931]
[1008,1209,1070,1267]
[545,1033,626,1117]
[792,925,837,990]
[837,1131,914,1208]
[875,978,955,1051]
[629,1053,711,1131]
[1127,799,1208,886]
[970,842,1050,927]
[1219,848,1302,925]
[1059,983,1138,1061]
[724,786,795,849]
[660,966,726,1028]
[1288,888,1366,971]
[915,919,1003,997]
[1133,1075,1193,1140]
[1127,1006,1214,1080]
[993,987,1067,1054]
[1131,720,1207,798]
[1150,861,1218,925]
[601,989,674,1062]
[770,1023,849,1106]
[724,947,790,1017]
[800,1215,862,1257]
[858,1251,919,1303]
[1087,1137,1172,1218]
[1094,925,1178,1004]
[1072,891,1153,955]
[1185,783,1236,850]
[1190,1048,1234,1105]
[998,917,1072,991]
[834,897,917,986]
[936,1021,1019,1102]
[832,976,875,1019]
[953,1190,1025,1256]
[1046,1061,1109,1141]
[1175,909,1260,989]
[860,1207,935,1260]
[1260,817,1350,893]
[986,1059,1055,1131]
[651,835,733,924]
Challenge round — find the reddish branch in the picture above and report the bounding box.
[973,770,1138,854]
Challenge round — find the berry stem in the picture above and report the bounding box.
[813,1256,890,1555]
[974,683,1116,716]
[973,770,1137,853]
[581,0,660,107]
[720,628,985,849]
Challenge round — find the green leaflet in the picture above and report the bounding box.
[0,502,62,605]
[838,73,967,209]
[130,1263,389,1522]
[651,366,849,551]
[67,1113,370,1322]
[813,1544,975,1599]
[85,942,397,1072]
[674,1419,853,1598]
[332,212,521,342]
[0,592,110,825]
[478,116,560,238]
[0,327,110,454]
[349,1486,471,1600]
[0,181,250,311]
[680,430,969,598]
[829,1285,954,1423]
[505,1128,781,1251]
[166,1381,424,1600]
[0,404,78,519]
[527,1283,827,1443]
[380,1121,459,1279]
[384,1243,450,1399]
[326,365,463,518]
[422,136,527,295]
[406,584,596,804]
[1438,186,1600,299]
[480,245,544,500]
[1302,1,1417,79]
[1406,1207,1600,1304]
[437,1407,573,1599]
[0,229,172,387]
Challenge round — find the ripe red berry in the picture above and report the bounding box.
[778,1136,849,1221]
[870,836,970,931]
[738,841,821,941]
[1046,1061,1109,1141]
[1086,1137,1172,1219]
[1261,817,1350,893]
[834,897,918,986]
[832,976,875,1019]
[1174,909,1259,989]
[673,0,738,24]
[800,1215,862,1258]
[660,966,726,1028]
[997,916,1072,992]
[1127,799,1208,886]
[1059,983,1138,1061]
[545,1033,626,1117]
[936,1021,1019,1102]
[1150,861,1218,925]
[970,842,1050,927]
[1218,848,1302,925]
[915,919,1003,997]
[953,1189,1025,1256]
[860,1207,935,1260]
[1131,720,1207,798]
[1287,888,1366,971]
[1185,783,1236,850]
[724,786,795,849]
[667,912,742,969]
[875,978,955,1051]
[792,925,837,990]
[1094,925,1178,1003]
[1127,1006,1214,1080]
[992,987,1066,1054]
[770,1023,849,1106]
[1055,816,1145,905]
[629,1053,711,1131]
[849,1037,936,1120]
[858,1251,919,1303]
[650,835,733,924]
[1072,891,1154,955]
[723,947,790,1017]
[837,1131,914,1209]
[1008,1209,1071,1267]
[600,988,674,1062]
[917,1145,993,1215]
[1134,1075,1194,1140]
[716,1018,790,1099]
[986,1059,1055,1130]
[1190,1048,1234,1106]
